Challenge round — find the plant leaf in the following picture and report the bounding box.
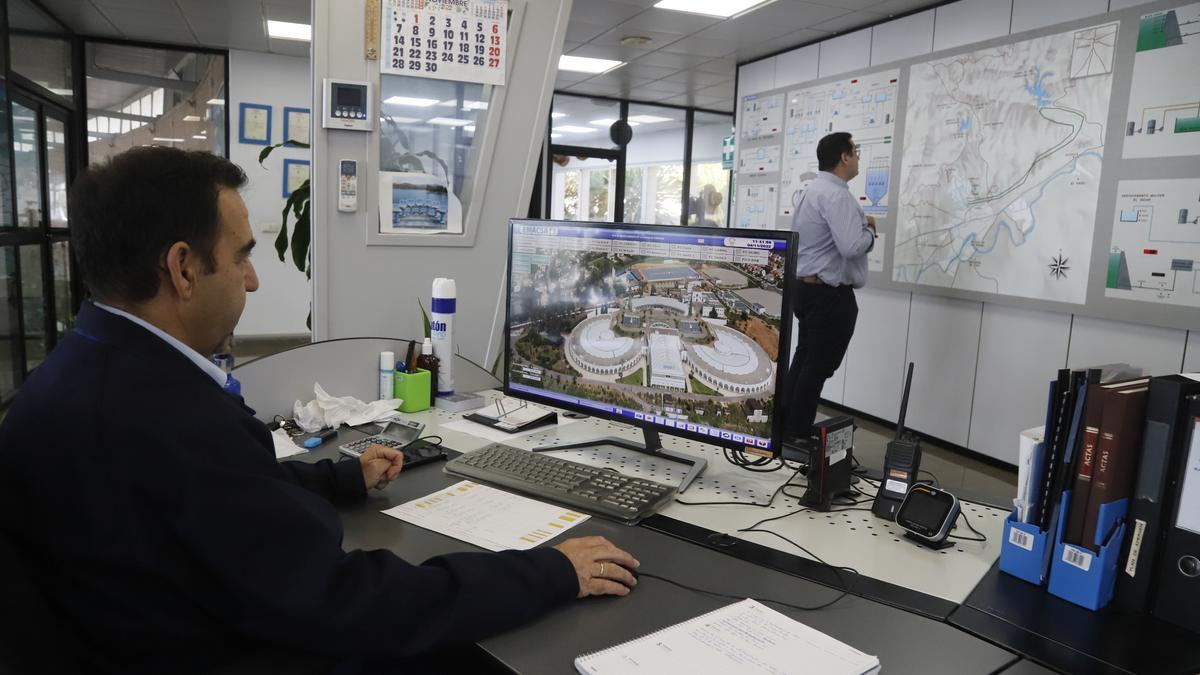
[274,220,289,263]
[291,199,310,274]
[418,298,431,338]
[258,143,281,164]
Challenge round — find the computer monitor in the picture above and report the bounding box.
[504,219,797,490]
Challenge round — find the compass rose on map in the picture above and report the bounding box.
[1048,253,1070,280]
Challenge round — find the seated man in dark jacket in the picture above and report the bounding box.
[0,147,638,673]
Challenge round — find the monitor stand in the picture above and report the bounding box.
[532,428,707,493]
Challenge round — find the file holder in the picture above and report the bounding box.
[1047,490,1129,611]
[393,368,431,413]
[999,507,1056,586]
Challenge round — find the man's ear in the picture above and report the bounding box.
[162,241,197,300]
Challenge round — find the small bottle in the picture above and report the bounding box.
[379,351,395,400]
[416,337,440,403]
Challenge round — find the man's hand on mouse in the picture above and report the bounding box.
[360,443,404,490]
[553,536,639,598]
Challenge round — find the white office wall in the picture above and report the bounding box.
[841,287,911,422]
[817,28,872,79]
[933,0,1013,52]
[1066,315,1187,376]
[1011,0,1108,33]
[1108,0,1157,9]
[772,44,819,90]
[229,49,312,337]
[903,294,982,447]
[871,10,935,65]
[967,304,1072,461]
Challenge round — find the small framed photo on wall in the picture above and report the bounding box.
[238,102,272,145]
[283,158,310,198]
[283,106,311,146]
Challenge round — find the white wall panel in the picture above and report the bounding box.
[772,44,820,90]
[1011,0,1108,33]
[842,287,911,422]
[817,28,872,79]
[736,58,776,111]
[1067,315,1187,376]
[904,294,983,446]
[967,304,1071,464]
[1185,332,1200,373]
[870,10,935,66]
[933,0,1013,53]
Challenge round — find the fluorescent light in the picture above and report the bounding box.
[192,134,208,139]
[427,117,471,126]
[49,87,73,97]
[589,118,639,127]
[88,135,100,143]
[553,125,596,134]
[558,55,624,74]
[152,137,185,142]
[653,0,773,18]
[464,125,476,133]
[550,133,563,138]
[628,114,673,124]
[183,115,202,122]
[388,116,423,124]
[206,98,225,105]
[267,20,311,41]
[462,100,488,111]
[551,112,567,119]
[384,95,439,107]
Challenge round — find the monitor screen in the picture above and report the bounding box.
[505,219,794,456]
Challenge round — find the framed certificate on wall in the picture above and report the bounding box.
[239,102,272,145]
[283,158,310,198]
[283,106,310,145]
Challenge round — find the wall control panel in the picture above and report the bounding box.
[322,79,373,131]
[338,160,358,212]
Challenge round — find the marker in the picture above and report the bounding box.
[303,428,338,448]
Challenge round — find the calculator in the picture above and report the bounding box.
[339,419,425,458]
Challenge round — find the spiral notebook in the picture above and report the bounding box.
[574,599,878,675]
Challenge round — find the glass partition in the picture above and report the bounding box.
[689,111,732,227]
[624,104,685,225]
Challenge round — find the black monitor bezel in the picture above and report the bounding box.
[503,218,797,458]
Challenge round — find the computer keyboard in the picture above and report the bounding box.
[444,443,677,524]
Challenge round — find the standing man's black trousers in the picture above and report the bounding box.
[784,281,858,438]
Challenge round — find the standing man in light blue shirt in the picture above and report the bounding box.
[785,132,876,441]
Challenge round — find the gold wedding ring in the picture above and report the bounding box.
[599,562,606,577]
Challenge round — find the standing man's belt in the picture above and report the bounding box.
[799,275,826,285]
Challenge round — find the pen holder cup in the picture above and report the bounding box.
[1047,495,1128,611]
[394,368,431,413]
[999,508,1054,586]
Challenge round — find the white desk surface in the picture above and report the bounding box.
[400,391,1006,605]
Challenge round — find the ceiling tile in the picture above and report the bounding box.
[96,7,198,45]
[660,35,737,58]
[660,93,692,106]
[264,0,309,23]
[692,58,736,76]
[566,81,628,96]
[38,0,119,35]
[809,9,885,34]
[867,0,944,17]
[565,21,609,43]
[733,29,828,61]
[807,0,890,9]
[555,70,595,86]
[692,2,849,44]
[588,26,684,52]
[659,70,731,87]
[615,61,681,80]
[569,1,647,27]
[697,82,735,99]
[638,79,691,94]
[608,7,722,36]
[569,42,653,62]
[635,50,712,70]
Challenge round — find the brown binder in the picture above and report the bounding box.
[1079,386,1148,551]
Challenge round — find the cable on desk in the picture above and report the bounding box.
[918,469,940,489]
[731,525,860,607]
[637,570,852,612]
[674,466,804,507]
[947,509,988,542]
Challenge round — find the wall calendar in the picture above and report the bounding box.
[381,0,507,86]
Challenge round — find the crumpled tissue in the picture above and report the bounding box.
[293,382,403,432]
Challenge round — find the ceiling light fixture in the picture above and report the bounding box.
[553,125,597,134]
[620,36,652,46]
[427,117,472,126]
[152,137,185,143]
[267,20,312,41]
[206,98,225,105]
[652,0,774,19]
[192,134,207,140]
[589,118,640,127]
[628,114,673,124]
[558,55,625,74]
[183,115,202,122]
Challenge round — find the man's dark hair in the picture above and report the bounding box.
[69,146,247,303]
[816,132,855,172]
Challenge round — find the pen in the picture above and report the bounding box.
[303,427,338,448]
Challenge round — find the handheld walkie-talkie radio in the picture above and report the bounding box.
[872,362,921,521]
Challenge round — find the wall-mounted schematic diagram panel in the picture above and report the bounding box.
[741,93,784,141]
[779,69,899,219]
[1124,3,1200,158]
[1105,178,1200,309]
[736,184,779,230]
